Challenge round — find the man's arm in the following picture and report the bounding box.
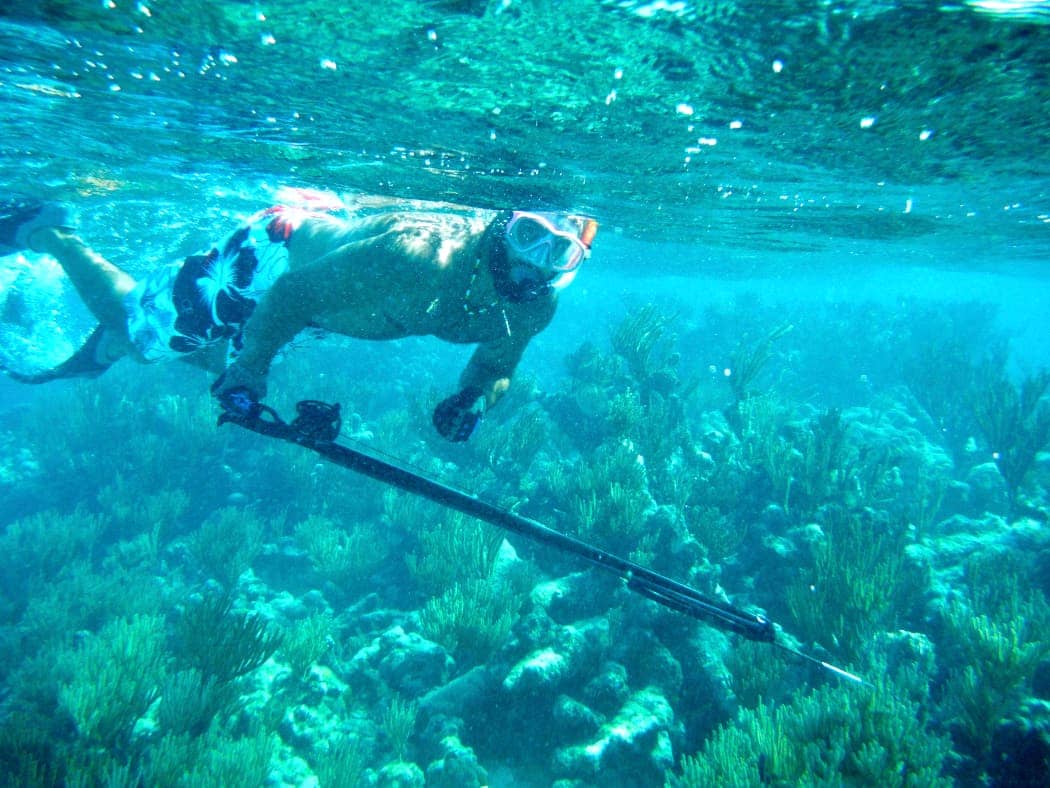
[213,240,373,403]
[234,262,333,379]
[465,288,558,407]
[432,299,556,441]
[459,331,533,409]
[220,238,382,396]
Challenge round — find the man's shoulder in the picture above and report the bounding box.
[379,209,494,240]
[373,210,492,270]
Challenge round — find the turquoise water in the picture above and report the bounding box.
[1,1,1049,786]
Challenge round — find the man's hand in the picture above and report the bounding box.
[212,362,268,416]
[433,386,486,442]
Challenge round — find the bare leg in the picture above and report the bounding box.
[31,227,137,339]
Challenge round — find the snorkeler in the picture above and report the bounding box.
[0,191,598,442]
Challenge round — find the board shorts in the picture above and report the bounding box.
[125,206,299,363]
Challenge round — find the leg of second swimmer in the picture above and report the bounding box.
[31,227,137,338]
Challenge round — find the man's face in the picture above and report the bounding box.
[505,211,593,276]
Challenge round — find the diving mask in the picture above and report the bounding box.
[505,211,598,276]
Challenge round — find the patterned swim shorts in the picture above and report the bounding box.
[125,207,298,362]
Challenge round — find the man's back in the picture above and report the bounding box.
[281,208,552,345]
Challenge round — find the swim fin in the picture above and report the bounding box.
[1,324,118,383]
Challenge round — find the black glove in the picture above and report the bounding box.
[433,386,486,442]
[211,363,267,417]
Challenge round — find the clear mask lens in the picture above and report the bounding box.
[506,212,588,274]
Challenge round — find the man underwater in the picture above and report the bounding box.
[0,190,598,441]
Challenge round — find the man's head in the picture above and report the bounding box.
[497,211,598,298]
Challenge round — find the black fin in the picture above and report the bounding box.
[2,325,116,384]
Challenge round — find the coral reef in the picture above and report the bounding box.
[0,296,1046,785]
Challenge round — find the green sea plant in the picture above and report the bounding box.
[369,402,417,447]
[156,668,236,738]
[675,421,752,531]
[739,403,860,521]
[607,388,646,437]
[189,506,267,587]
[555,344,625,451]
[418,579,519,668]
[15,620,169,784]
[294,513,389,588]
[185,731,276,788]
[103,525,162,573]
[380,694,419,761]
[670,670,951,786]
[723,639,791,712]
[562,440,653,553]
[280,611,335,680]
[141,733,202,787]
[148,387,224,448]
[683,505,748,565]
[565,340,622,390]
[735,392,800,512]
[173,592,282,686]
[473,406,551,482]
[607,387,693,505]
[20,374,210,511]
[383,485,442,533]
[908,464,949,536]
[737,401,877,522]
[405,511,503,595]
[900,302,1006,468]
[96,478,191,543]
[973,369,1050,507]
[0,712,66,786]
[784,506,926,664]
[0,508,103,592]
[311,734,369,788]
[16,559,166,658]
[937,555,1050,769]
[724,321,794,409]
[58,614,169,751]
[792,407,852,511]
[610,303,679,388]
[64,754,139,788]
[604,306,702,502]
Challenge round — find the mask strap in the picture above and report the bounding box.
[579,218,598,250]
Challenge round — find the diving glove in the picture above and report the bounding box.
[433,386,486,442]
[212,362,268,416]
